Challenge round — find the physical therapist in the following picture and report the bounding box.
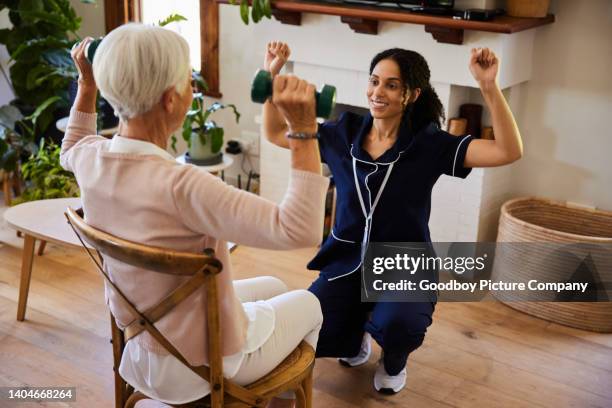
[261,42,523,394]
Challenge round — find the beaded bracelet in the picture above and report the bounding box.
[285,131,319,140]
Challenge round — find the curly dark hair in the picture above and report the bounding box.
[369,48,445,133]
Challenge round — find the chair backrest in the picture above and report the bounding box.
[64,207,262,408]
[64,207,222,276]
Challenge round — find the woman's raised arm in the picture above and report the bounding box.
[464,47,523,168]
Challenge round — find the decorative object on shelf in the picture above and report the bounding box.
[172,72,240,166]
[459,103,483,139]
[493,197,612,333]
[447,118,467,136]
[481,126,494,140]
[506,0,550,18]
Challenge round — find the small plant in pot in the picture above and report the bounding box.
[175,72,240,165]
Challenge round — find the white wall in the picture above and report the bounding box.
[70,0,105,38]
[508,0,612,210]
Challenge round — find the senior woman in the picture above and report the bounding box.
[61,24,327,407]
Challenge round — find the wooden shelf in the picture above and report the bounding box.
[218,0,554,43]
[205,0,554,95]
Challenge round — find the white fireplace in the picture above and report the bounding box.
[255,5,539,242]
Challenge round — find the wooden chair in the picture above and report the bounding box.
[64,207,315,408]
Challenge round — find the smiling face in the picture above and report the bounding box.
[367,58,419,121]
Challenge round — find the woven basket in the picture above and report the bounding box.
[493,197,612,332]
[507,0,550,18]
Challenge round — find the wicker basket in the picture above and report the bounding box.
[507,0,550,18]
[493,197,612,332]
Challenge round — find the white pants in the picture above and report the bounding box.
[231,276,323,388]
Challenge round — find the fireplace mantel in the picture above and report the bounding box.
[201,0,554,96]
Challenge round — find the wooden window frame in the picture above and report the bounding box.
[104,0,221,97]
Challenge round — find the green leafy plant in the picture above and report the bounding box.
[0,0,96,132]
[0,97,60,172]
[12,139,79,204]
[232,0,272,25]
[171,72,241,154]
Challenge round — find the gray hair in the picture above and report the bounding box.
[92,23,191,121]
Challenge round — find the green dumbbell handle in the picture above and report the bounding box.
[85,38,103,64]
[251,69,336,119]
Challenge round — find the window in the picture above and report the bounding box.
[140,1,201,70]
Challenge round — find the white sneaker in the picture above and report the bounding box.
[338,332,371,367]
[374,360,407,394]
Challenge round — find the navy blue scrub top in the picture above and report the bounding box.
[307,112,474,281]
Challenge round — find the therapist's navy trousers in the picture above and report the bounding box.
[309,271,435,376]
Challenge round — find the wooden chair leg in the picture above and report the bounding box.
[17,234,36,321]
[124,392,148,408]
[295,385,306,408]
[2,173,11,206]
[111,314,129,408]
[12,170,21,196]
[37,240,47,256]
[302,368,313,408]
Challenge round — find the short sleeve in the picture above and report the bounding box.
[437,131,474,178]
[317,120,336,165]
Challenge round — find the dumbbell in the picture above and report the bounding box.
[84,37,103,64]
[251,69,336,119]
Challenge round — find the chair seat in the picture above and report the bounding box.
[133,341,315,408]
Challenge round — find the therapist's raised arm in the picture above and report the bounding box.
[261,41,290,149]
[464,48,523,168]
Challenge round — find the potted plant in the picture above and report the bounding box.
[173,72,240,165]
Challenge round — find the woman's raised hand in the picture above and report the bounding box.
[264,41,291,77]
[469,47,499,89]
[71,38,97,91]
[272,75,317,134]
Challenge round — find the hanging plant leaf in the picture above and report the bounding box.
[252,0,263,23]
[240,0,249,24]
[263,0,272,19]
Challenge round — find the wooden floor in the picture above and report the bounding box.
[1,218,611,407]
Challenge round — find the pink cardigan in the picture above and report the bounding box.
[60,110,329,366]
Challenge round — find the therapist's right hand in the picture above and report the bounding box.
[272,75,317,134]
[264,41,291,77]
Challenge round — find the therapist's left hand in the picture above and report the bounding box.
[469,47,499,89]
